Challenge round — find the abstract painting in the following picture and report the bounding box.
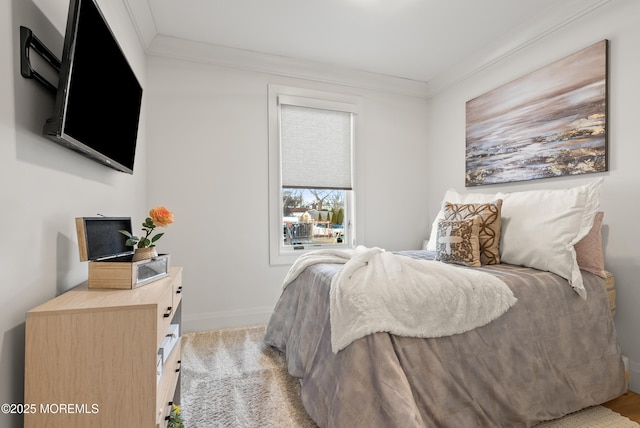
[465,40,608,187]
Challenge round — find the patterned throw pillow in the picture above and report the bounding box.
[435,217,481,267]
[443,200,502,265]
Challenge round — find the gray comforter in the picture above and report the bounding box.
[264,251,626,427]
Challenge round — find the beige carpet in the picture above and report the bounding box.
[181,325,638,428]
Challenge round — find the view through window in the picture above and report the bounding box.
[282,188,346,247]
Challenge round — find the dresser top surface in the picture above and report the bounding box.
[28,267,182,315]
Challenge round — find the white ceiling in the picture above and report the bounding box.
[122,0,612,94]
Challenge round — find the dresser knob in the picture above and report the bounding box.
[163,306,172,318]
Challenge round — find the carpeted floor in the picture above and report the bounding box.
[180,325,638,428]
[181,325,316,427]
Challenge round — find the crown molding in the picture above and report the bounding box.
[122,0,427,97]
[123,0,157,50]
[146,35,430,97]
[424,0,614,97]
[124,0,613,99]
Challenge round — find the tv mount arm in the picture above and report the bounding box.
[20,26,61,94]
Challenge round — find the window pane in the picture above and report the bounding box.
[282,188,346,247]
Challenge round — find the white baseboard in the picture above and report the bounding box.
[182,306,274,333]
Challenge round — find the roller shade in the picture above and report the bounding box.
[279,96,354,190]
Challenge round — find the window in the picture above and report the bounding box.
[268,85,360,265]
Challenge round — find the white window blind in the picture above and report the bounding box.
[279,96,354,190]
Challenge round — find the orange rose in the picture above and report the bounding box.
[149,206,174,227]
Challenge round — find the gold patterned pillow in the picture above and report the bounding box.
[435,217,481,267]
[443,200,502,265]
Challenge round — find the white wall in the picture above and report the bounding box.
[3,2,637,424]
[0,1,147,426]
[426,0,640,391]
[146,0,639,393]
[145,56,430,332]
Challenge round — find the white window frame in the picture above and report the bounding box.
[268,85,361,265]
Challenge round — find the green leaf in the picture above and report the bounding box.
[151,233,164,243]
[124,238,137,246]
[119,230,132,238]
[138,237,151,248]
[144,218,155,228]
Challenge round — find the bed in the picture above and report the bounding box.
[264,179,627,427]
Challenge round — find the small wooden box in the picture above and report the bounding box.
[76,217,170,289]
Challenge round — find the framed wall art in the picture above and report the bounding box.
[465,40,608,187]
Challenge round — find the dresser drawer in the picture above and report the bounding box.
[157,285,175,347]
[157,337,182,426]
[172,269,183,311]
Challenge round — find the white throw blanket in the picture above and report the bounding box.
[283,246,517,353]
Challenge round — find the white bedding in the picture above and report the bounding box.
[283,246,517,352]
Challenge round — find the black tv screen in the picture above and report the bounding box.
[44,0,142,174]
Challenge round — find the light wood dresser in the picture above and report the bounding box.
[24,267,183,427]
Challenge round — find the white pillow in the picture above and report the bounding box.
[426,178,603,298]
[496,178,602,298]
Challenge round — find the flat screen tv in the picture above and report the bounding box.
[43,0,142,174]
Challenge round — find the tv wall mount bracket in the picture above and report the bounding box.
[20,26,61,93]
